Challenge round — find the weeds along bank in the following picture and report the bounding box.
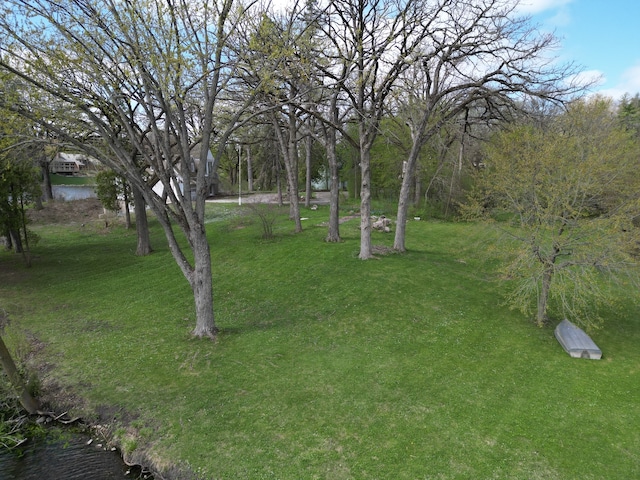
[1,201,639,479]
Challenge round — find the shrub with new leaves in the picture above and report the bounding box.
[468,97,640,330]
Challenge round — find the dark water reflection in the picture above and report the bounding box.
[0,429,147,480]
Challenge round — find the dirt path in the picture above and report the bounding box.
[207,191,332,205]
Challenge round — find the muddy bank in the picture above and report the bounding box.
[4,343,190,479]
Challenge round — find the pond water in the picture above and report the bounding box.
[52,185,97,201]
[0,429,149,480]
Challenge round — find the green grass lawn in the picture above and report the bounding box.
[1,203,639,479]
[49,174,96,185]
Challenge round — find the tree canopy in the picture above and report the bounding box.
[0,88,42,267]
[0,0,608,337]
[469,97,640,329]
[0,0,256,337]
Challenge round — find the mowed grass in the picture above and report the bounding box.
[1,202,639,479]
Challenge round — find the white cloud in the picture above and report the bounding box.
[515,0,573,15]
[597,63,640,99]
[572,69,605,88]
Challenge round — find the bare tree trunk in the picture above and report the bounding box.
[246,146,253,192]
[353,160,359,200]
[394,183,411,253]
[190,231,217,338]
[133,186,152,256]
[394,137,422,252]
[536,266,554,327]
[40,160,53,201]
[272,110,302,232]
[326,122,341,243]
[153,206,217,338]
[275,145,284,206]
[0,334,40,414]
[123,187,132,229]
[287,107,302,232]
[358,133,373,259]
[9,229,22,253]
[305,133,312,208]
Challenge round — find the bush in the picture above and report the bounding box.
[246,203,283,240]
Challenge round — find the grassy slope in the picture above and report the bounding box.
[49,174,96,185]
[1,204,639,479]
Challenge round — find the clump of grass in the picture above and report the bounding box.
[0,393,33,450]
[121,435,138,456]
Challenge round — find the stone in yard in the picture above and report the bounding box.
[372,215,392,233]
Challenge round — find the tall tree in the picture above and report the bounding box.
[470,97,640,329]
[0,0,257,338]
[0,95,41,267]
[323,0,436,259]
[391,0,586,252]
[304,1,354,243]
[271,101,304,232]
[238,9,318,233]
[318,93,345,242]
[618,93,640,136]
[0,152,41,266]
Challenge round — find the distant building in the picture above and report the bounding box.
[151,147,218,199]
[50,153,94,175]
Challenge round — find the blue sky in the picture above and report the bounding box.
[269,0,639,100]
[519,0,640,99]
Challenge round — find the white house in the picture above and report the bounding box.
[151,147,218,200]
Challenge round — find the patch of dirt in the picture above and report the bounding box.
[317,214,360,227]
[28,198,105,225]
[372,245,397,256]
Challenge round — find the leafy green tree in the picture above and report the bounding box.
[0,103,41,267]
[618,93,640,136]
[0,154,41,266]
[470,97,640,329]
[95,169,123,214]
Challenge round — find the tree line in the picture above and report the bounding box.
[0,0,637,337]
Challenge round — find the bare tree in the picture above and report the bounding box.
[270,97,304,232]
[391,0,587,252]
[0,0,257,338]
[232,10,300,230]
[302,3,353,243]
[316,92,345,242]
[322,0,439,259]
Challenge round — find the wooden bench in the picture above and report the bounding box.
[554,319,602,360]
